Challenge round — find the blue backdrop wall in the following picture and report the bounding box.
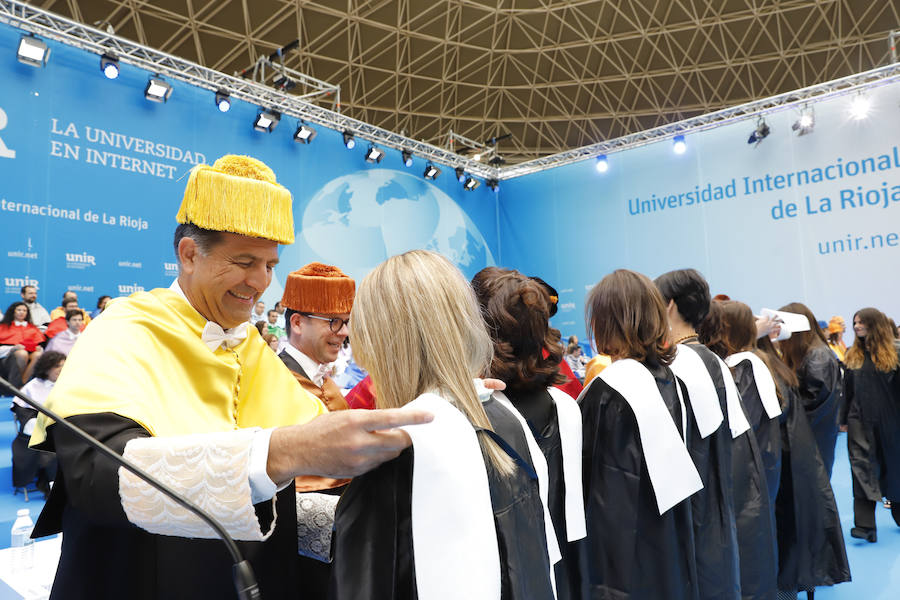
[2,21,899,350]
[0,23,499,314]
[499,82,900,345]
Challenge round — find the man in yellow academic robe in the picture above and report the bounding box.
[29,155,429,600]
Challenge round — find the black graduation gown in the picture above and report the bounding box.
[579,362,699,600]
[682,343,741,600]
[796,345,842,477]
[32,413,302,600]
[329,397,555,600]
[772,382,850,593]
[712,364,777,600]
[843,354,900,502]
[732,360,782,506]
[504,387,580,600]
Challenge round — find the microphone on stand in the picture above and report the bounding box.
[0,375,262,600]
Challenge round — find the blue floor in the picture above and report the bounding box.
[0,401,893,596]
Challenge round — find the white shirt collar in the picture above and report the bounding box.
[282,343,331,387]
[13,321,27,327]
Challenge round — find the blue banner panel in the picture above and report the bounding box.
[0,23,498,315]
[500,83,900,346]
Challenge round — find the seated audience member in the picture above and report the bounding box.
[46,310,86,356]
[49,292,92,324]
[472,266,585,600]
[273,301,286,329]
[262,333,279,352]
[331,250,556,600]
[250,300,266,324]
[564,342,587,380]
[13,351,65,495]
[45,298,88,339]
[0,302,46,382]
[266,310,286,339]
[579,269,702,599]
[21,285,51,331]
[90,295,111,319]
[253,320,267,337]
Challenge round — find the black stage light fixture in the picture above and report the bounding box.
[293,122,317,143]
[488,155,506,167]
[423,163,441,180]
[144,77,173,103]
[486,179,500,192]
[402,150,414,167]
[273,74,296,91]
[463,176,480,191]
[17,35,50,67]
[748,118,770,146]
[253,110,280,132]
[365,145,385,164]
[455,167,466,182]
[100,53,119,79]
[342,131,356,149]
[215,90,231,113]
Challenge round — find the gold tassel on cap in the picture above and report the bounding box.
[176,154,295,244]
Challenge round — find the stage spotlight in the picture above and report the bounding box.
[672,135,687,155]
[792,108,814,135]
[144,77,173,103]
[365,145,385,163]
[849,96,871,120]
[595,155,609,173]
[342,131,356,149]
[17,35,50,67]
[401,150,414,167]
[473,153,482,161]
[214,90,231,113]
[253,110,280,132]
[424,163,441,180]
[293,122,317,143]
[455,167,466,182]
[463,176,480,191]
[747,118,770,145]
[486,179,500,193]
[100,53,119,79]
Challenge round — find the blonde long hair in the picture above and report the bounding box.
[350,250,514,476]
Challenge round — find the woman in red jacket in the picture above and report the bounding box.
[0,302,46,383]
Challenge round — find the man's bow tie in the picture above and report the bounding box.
[201,321,249,352]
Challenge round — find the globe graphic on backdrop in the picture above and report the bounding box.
[277,169,495,286]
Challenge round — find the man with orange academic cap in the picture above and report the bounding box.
[279,263,353,413]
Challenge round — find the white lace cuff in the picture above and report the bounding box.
[119,429,276,541]
[296,492,338,562]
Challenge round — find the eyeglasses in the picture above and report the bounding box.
[301,313,350,333]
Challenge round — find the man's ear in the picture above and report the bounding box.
[177,237,199,275]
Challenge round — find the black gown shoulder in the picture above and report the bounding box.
[797,345,842,476]
[681,343,740,600]
[773,382,851,592]
[330,398,555,600]
[579,362,699,600]
[731,359,782,505]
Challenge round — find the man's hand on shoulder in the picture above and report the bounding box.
[267,408,433,482]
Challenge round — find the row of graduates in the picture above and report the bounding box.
[323,263,851,600]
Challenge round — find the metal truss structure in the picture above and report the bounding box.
[3,0,900,182]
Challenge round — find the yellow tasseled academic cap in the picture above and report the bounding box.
[176,154,295,244]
